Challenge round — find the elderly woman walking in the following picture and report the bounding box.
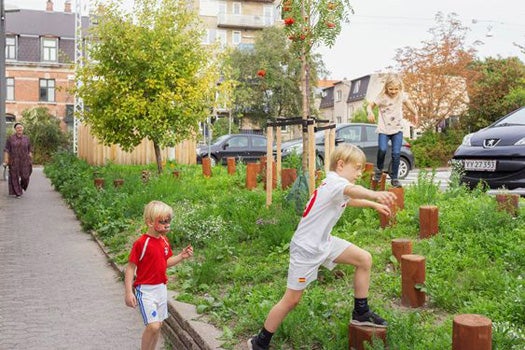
[3,122,33,198]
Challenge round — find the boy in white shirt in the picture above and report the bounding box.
[248,144,396,350]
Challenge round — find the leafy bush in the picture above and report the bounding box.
[411,129,464,168]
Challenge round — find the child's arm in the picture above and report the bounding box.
[124,262,137,308]
[167,244,194,268]
[348,198,392,216]
[366,101,377,123]
[344,184,396,206]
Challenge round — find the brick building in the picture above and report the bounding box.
[5,0,87,130]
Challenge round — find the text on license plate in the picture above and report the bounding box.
[463,159,496,172]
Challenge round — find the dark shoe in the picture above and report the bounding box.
[247,337,269,350]
[351,310,388,328]
[391,179,402,188]
[373,169,382,182]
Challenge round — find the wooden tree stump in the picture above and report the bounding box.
[113,179,124,188]
[226,157,236,175]
[94,178,105,190]
[379,201,397,228]
[389,187,405,209]
[281,168,297,189]
[391,238,412,264]
[495,193,519,217]
[202,158,212,178]
[172,170,180,178]
[348,324,387,350]
[246,163,259,190]
[452,314,492,350]
[401,254,426,308]
[363,162,374,185]
[371,173,387,191]
[419,205,439,238]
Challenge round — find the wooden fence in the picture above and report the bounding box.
[77,123,196,166]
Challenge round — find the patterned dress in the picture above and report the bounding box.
[4,134,32,196]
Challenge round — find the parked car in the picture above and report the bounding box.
[451,106,525,190]
[278,123,415,179]
[196,133,268,166]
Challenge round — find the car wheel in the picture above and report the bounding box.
[397,157,410,179]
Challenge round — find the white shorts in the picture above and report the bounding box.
[135,284,168,325]
[287,236,351,290]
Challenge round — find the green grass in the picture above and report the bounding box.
[44,151,525,350]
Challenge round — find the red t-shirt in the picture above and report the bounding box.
[128,234,173,287]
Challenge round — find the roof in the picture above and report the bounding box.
[6,9,89,38]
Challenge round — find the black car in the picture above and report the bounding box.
[451,106,525,190]
[196,133,268,166]
[278,123,415,179]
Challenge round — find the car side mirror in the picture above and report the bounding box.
[222,143,229,150]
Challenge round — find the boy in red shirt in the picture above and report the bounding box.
[125,200,193,350]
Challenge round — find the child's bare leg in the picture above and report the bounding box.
[264,288,304,332]
[141,321,162,350]
[334,245,372,297]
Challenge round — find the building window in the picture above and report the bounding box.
[263,5,274,26]
[65,104,75,131]
[39,79,55,102]
[232,2,241,15]
[41,37,58,62]
[336,116,342,124]
[336,90,342,102]
[6,78,14,101]
[352,80,361,94]
[232,31,241,45]
[6,36,16,60]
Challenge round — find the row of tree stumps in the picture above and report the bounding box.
[349,165,521,350]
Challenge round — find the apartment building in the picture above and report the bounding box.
[196,0,280,49]
[5,0,86,130]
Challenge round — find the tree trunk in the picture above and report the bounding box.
[153,141,163,174]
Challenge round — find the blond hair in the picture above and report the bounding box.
[143,200,173,223]
[329,144,366,171]
[382,74,404,94]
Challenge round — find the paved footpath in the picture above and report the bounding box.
[0,167,165,350]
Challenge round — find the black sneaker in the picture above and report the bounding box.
[351,310,388,328]
[247,337,269,350]
[391,179,402,188]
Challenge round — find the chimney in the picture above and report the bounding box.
[46,0,54,11]
[64,0,71,13]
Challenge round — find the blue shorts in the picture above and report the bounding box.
[135,284,168,325]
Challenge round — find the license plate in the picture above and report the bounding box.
[463,159,496,172]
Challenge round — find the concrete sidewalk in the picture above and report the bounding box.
[0,167,165,349]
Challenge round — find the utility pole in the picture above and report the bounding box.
[0,1,19,164]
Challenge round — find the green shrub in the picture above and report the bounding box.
[411,129,464,168]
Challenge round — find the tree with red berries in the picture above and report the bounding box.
[281,0,353,175]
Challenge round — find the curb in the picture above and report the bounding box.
[91,234,225,349]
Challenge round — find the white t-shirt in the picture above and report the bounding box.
[373,92,408,135]
[291,171,350,262]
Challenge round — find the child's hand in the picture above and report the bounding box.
[367,113,376,123]
[180,244,194,260]
[375,191,396,206]
[375,203,392,216]
[125,292,137,308]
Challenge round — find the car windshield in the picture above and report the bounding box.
[493,107,525,127]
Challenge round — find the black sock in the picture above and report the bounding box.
[255,327,274,348]
[354,297,369,315]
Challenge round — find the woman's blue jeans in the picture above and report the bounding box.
[376,131,403,180]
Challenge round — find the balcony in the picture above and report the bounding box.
[217,14,274,29]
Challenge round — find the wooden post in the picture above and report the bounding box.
[113,179,124,188]
[401,254,426,308]
[94,178,104,190]
[324,129,331,175]
[389,187,404,210]
[226,157,236,175]
[364,162,374,187]
[266,126,274,206]
[281,168,297,189]
[495,193,519,216]
[246,163,258,190]
[391,238,412,264]
[419,205,439,238]
[452,314,492,350]
[372,173,387,191]
[379,201,397,228]
[202,158,212,178]
[264,162,277,190]
[348,324,387,350]
[172,170,180,178]
[308,122,316,195]
[276,127,282,185]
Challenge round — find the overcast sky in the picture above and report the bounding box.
[15,0,525,80]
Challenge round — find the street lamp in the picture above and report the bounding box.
[0,1,19,164]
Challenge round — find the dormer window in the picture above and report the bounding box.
[352,80,361,94]
[6,36,17,60]
[41,37,58,62]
